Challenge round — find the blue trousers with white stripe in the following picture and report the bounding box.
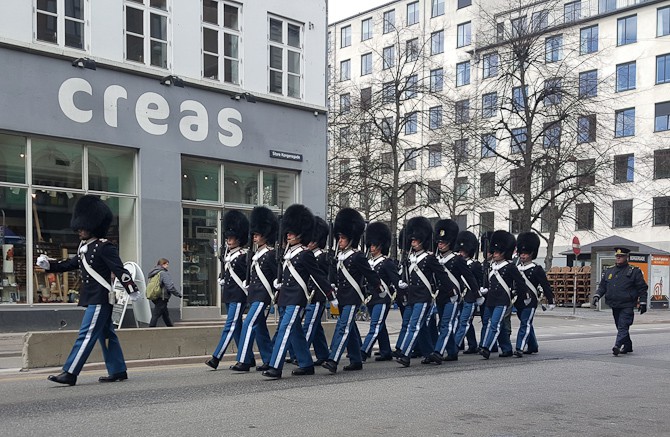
[362,303,391,358]
[454,301,478,348]
[516,306,537,352]
[395,304,412,351]
[213,302,244,360]
[400,302,431,356]
[303,302,330,361]
[481,305,508,351]
[434,301,460,357]
[269,305,313,370]
[328,304,363,365]
[63,304,126,376]
[236,301,273,365]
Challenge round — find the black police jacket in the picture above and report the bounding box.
[596,264,648,309]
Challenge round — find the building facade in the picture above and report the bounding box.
[327,0,670,267]
[0,0,328,329]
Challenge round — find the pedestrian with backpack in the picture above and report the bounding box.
[147,258,182,327]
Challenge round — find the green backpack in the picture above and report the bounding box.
[146,274,162,300]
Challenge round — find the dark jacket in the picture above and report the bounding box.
[406,250,450,305]
[309,248,329,304]
[278,244,331,307]
[247,245,278,304]
[335,249,381,307]
[595,263,648,309]
[221,247,248,304]
[148,266,182,301]
[436,251,480,304]
[515,262,554,310]
[367,255,400,306]
[486,260,529,308]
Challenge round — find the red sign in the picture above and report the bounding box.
[572,236,581,255]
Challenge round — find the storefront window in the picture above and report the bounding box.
[182,207,219,307]
[182,158,220,202]
[224,164,258,205]
[0,134,26,184]
[88,146,137,194]
[1,187,27,304]
[32,139,83,189]
[263,170,296,209]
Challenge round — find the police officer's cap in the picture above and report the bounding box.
[334,208,365,248]
[223,209,249,246]
[614,247,631,256]
[434,219,459,249]
[70,195,113,238]
[454,231,479,259]
[366,221,392,256]
[249,206,278,245]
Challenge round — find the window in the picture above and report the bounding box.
[407,2,419,25]
[578,114,596,143]
[580,25,598,54]
[361,53,372,75]
[340,93,350,114]
[544,122,561,148]
[383,46,395,69]
[405,75,418,98]
[480,173,495,198]
[615,108,635,137]
[617,15,637,46]
[269,17,302,98]
[544,79,562,105]
[658,54,670,84]
[497,22,505,42]
[654,149,670,179]
[576,203,594,230]
[599,0,616,13]
[531,10,548,31]
[431,31,444,55]
[339,159,351,183]
[455,177,469,198]
[430,68,444,92]
[511,128,527,154]
[512,86,526,111]
[405,112,418,134]
[660,7,670,37]
[577,159,595,186]
[458,0,472,8]
[482,92,498,118]
[381,152,393,174]
[340,59,351,81]
[616,62,636,92]
[614,154,634,183]
[360,121,372,143]
[382,117,393,137]
[509,209,524,234]
[432,0,445,17]
[656,102,670,132]
[511,16,526,38]
[429,106,443,129]
[457,22,471,47]
[361,18,372,40]
[428,180,442,203]
[455,100,470,124]
[510,168,527,194]
[564,1,581,23]
[404,184,416,206]
[339,192,350,208]
[36,0,86,49]
[203,1,241,84]
[483,53,499,78]
[126,0,169,68]
[382,82,394,103]
[341,25,351,47]
[428,144,442,167]
[481,134,496,157]
[456,62,470,87]
[545,35,562,63]
[579,70,597,97]
[339,127,350,146]
[480,212,495,233]
[653,197,670,225]
[407,38,419,61]
[360,87,372,110]
[404,149,417,170]
[455,139,469,159]
[541,207,558,233]
[383,10,395,34]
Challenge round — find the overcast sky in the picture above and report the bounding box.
[328,0,389,22]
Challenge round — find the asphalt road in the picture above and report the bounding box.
[2,320,670,437]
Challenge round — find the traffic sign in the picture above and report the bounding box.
[572,236,581,255]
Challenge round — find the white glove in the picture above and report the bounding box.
[450,294,459,304]
[273,279,282,290]
[548,304,556,311]
[476,296,485,306]
[36,254,50,269]
[329,298,339,308]
[398,280,408,290]
[524,297,532,306]
[242,280,248,290]
[479,287,488,296]
[129,291,140,302]
[218,278,225,286]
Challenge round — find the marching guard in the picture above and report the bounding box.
[230,206,278,372]
[206,210,249,370]
[453,231,485,355]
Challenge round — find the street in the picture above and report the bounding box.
[1,313,670,437]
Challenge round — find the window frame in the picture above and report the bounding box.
[341,25,351,47]
[614,153,634,183]
[361,52,372,76]
[615,108,635,138]
[580,25,598,54]
[383,9,395,34]
[431,0,445,18]
[407,2,420,26]
[654,149,670,179]
[545,35,563,63]
[125,0,170,69]
[457,22,472,48]
[268,16,303,98]
[657,54,670,84]
[617,15,637,46]
[36,0,87,50]
[482,92,498,118]
[361,17,372,41]
[429,106,443,130]
[431,30,444,55]
[653,196,670,226]
[616,61,636,92]
[456,61,471,87]
[202,1,241,84]
[483,52,499,78]
[655,101,670,132]
[579,70,598,97]
[339,59,351,81]
[575,203,595,231]
[659,6,670,37]
[430,68,444,92]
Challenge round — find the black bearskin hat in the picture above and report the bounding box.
[281,204,314,243]
[312,217,330,249]
[366,222,392,256]
[222,209,249,246]
[70,195,113,238]
[434,219,459,249]
[454,231,479,259]
[334,208,366,248]
[405,216,433,249]
[488,230,516,260]
[517,231,540,259]
[250,206,278,245]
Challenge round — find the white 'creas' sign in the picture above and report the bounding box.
[58,78,243,147]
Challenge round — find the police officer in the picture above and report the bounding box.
[231,206,278,372]
[593,247,648,356]
[322,208,381,374]
[206,210,249,370]
[40,195,139,386]
[453,231,484,355]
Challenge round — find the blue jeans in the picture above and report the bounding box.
[400,302,431,356]
[454,301,477,349]
[481,305,508,351]
[213,302,244,360]
[362,303,391,358]
[303,302,329,361]
[236,301,273,365]
[434,301,459,356]
[63,304,126,376]
[269,305,313,370]
[329,304,363,364]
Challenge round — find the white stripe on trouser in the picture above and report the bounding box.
[485,305,507,349]
[272,308,300,369]
[67,305,102,374]
[305,302,321,341]
[458,304,476,347]
[216,303,242,359]
[404,303,428,355]
[437,304,459,354]
[364,304,387,354]
[239,303,265,361]
[333,306,357,362]
[519,307,536,350]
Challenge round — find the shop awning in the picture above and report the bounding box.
[559,235,670,256]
